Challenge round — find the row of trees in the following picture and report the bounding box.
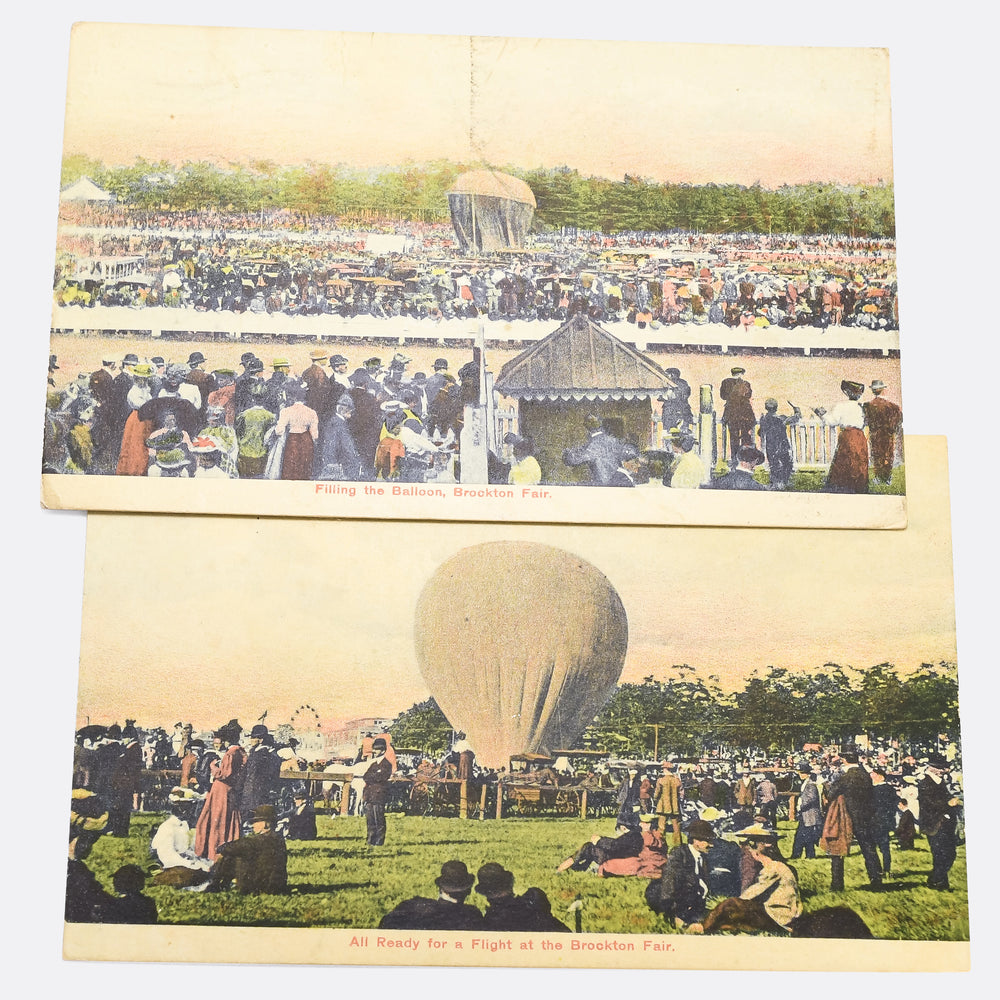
[61,155,895,237]
[389,662,959,760]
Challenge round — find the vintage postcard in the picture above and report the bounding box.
[42,23,905,528]
[64,436,964,970]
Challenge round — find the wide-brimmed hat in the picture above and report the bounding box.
[735,823,778,842]
[309,349,329,361]
[436,860,475,893]
[736,445,765,466]
[132,364,154,378]
[272,358,290,369]
[730,366,746,375]
[187,351,207,365]
[870,379,887,391]
[686,819,716,842]
[167,786,204,804]
[189,436,220,454]
[476,862,515,896]
[251,805,277,825]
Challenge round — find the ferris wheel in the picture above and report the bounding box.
[290,704,322,735]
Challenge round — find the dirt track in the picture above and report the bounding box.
[47,330,904,413]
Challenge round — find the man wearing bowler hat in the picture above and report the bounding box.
[209,805,287,895]
[423,357,451,401]
[184,351,216,416]
[476,863,568,932]
[919,753,961,891]
[821,749,883,892]
[239,724,280,821]
[362,738,394,846]
[379,861,485,930]
[719,366,755,461]
[863,379,903,484]
[710,445,767,490]
[645,818,716,932]
[302,348,330,416]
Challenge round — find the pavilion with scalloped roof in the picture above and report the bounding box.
[495,312,678,484]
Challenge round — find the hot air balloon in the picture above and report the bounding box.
[413,541,628,768]
[447,170,536,252]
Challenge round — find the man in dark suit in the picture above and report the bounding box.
[645,818,716,931]
[209,805,287,895]
[562,413,627,485]
[863,379,903,483]
[790,764,823,860]
[719,366,755,460]
[379,861,484,930]
[184,351,216,418]
[710,446,767,490]
[824,751,883,891]
[870,766,899,878]
[301,348,331,417]
[239,725,280,821]
[918,754,961,891]
[476,863,569,932]
[363,738,394,846]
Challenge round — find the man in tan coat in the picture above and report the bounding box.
[653,761,683,847]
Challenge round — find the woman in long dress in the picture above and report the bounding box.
[194,723,247,861]
[821,379,869,493]
[270,381,318,480]
[115,364,154,476]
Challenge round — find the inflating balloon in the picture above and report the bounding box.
[414,542,628,767]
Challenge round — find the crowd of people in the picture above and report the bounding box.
[43,349,472,482]
[54,208,898,331]
[42,347,902,493]
[67,715,962,938]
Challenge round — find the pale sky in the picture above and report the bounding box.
[77,437,954,732]
[62,24,893,187]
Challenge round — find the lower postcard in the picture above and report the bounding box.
[64,435,967,970]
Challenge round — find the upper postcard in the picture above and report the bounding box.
[41,24,905,528]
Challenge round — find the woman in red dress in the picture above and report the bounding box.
[822,380,869,493]
[194,722,247,861]
[272,381,319,480]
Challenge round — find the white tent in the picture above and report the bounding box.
[59,176,114,202]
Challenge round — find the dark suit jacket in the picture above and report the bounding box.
[645,844,708,925]
[918,775,955,837]
[363,757,394,805]
[380,896,485,931]
[825,765,874,835]
[709,468,765,490]
[483,890,569,932]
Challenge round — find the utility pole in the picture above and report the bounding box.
[644,723,661,761]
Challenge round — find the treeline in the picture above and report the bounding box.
[61,155,895,237]
[390,662,958,760]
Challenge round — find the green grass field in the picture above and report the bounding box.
[82,811,967,939]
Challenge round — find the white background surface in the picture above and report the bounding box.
[3,1,996,993]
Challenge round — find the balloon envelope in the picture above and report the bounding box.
[414,542,628,767]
